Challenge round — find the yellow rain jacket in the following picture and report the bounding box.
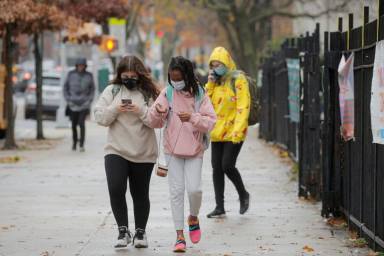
[205,47,250,143]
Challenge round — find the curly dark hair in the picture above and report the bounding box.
[168,56,202,96]
[110,55,159,101]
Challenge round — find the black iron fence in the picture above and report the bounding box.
[322,6,384,250]
[259,2,384,251]
[259,25,322,199]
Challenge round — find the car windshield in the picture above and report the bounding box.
[43,77,60,86]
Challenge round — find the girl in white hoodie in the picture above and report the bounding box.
[94,55,159,249]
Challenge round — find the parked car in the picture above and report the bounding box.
[25,72,62,120]
[13,70,33,94]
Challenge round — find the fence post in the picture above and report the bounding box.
[322,30,330,217]
[360,4,370,243]
[348,13,353,50]
[338,17,343,32]
[363,6,369,48]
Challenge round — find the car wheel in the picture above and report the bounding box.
[0,129,5,139]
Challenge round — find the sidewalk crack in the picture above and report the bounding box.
[75,210,112,256]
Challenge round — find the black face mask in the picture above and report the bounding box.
[121,78,138,90]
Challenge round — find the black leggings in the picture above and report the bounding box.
[70,110,88,147]
[211,142,247,209]
[105,154,154,230]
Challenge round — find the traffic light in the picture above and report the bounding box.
[156,31,164,39]
[100,36,118,53]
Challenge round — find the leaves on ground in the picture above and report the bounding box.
[299,196,317,204]
[349,238,368,248]
[287,162,299,181]
[303,245,315,252]
[0,155,21,163]
[40,250,56,256]
[326,217,347,228]
[0,224,16,231]
[367,251,384,256]
[17,138,62,151]
[279,150,289,158]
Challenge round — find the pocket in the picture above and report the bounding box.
[165,122,202,157]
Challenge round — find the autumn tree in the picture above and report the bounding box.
[146,0,217,79]
[0,0,38,149]
[192,0,349,78]
[22,2,72,140]
[56,0,131,32]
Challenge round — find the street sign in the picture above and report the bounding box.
[108,18,126,57]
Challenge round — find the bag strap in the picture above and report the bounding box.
[229,71,243,94]
[194,86,205,112]
[166,84,174,108]
[165,84,205,111]
[111,84,120,99]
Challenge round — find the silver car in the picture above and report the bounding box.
[25,72,62,120]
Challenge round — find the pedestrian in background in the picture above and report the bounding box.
[148,56,216,253]
[205,46,251,218]
[64,58,95,152]
[94,55,159,249]
[192,61,208,86]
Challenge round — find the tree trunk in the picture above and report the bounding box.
[3,23,17,149]
[34,33,44,140]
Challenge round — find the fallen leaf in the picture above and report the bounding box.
[279,150,289,158]
[327,217,347,228]
[0,156,21,164]
[350,238,367,248]
[303,245,314,252]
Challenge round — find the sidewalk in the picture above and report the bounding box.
[0,122,369,256]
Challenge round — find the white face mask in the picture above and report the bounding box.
[171,80,186,91]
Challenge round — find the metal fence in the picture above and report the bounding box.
[322,6,384,251]
[259,2,384,251]
[259,25,322,199]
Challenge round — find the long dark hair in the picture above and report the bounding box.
[110,55,159,101]
[168,56,201,96]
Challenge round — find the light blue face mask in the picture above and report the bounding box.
[171,80,186,91]
[214,65,228,76]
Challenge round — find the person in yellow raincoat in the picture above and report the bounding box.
[205,46,251,218]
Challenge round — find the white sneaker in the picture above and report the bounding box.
[114,226,132,248]
[133,228,148,248]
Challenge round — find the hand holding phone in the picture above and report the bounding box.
[121,99,132,106]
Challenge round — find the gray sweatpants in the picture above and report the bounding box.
[166,155,203,230]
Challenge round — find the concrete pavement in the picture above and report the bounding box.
[0,122,370,256]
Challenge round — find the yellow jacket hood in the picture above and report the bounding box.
[208,46,237,71]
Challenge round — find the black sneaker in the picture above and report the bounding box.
[72,144,77,151]
[240,191,250,215]
[207,207,226,218]
[133,228,148,248]
[114,226,132,248]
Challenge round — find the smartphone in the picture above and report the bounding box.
[121,99,132,105]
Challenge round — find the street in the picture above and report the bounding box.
[0,121,369,256]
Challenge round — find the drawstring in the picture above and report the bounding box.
[157,119,184,168]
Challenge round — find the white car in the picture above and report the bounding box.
[25,72,62,120]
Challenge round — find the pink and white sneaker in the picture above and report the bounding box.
[173,236,186,253]
[188,217,201,244]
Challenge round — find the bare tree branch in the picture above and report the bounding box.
[249,0,349,22]
[202,0,231,11]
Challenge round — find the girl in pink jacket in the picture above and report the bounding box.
[149,56,216,253]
